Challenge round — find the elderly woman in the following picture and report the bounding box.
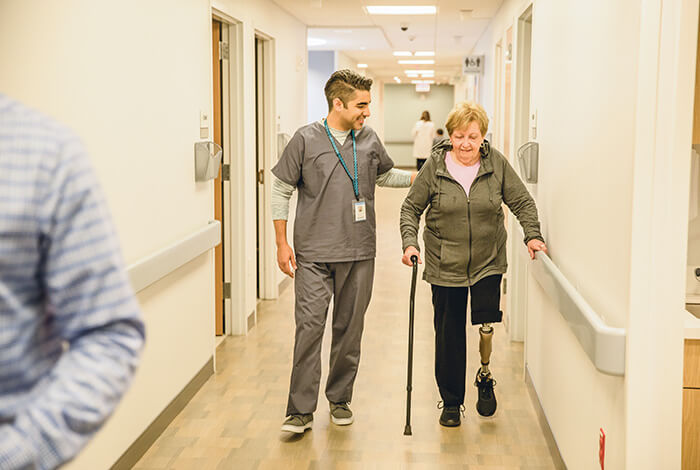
[400,101,547,427]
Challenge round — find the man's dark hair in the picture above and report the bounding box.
[436,128,444,135]
[324,69,373,111]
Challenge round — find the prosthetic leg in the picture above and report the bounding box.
[475,323,497,417]
[478,323,493,376]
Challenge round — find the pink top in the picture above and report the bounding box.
[445,151,480,197]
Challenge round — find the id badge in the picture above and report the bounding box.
[353,198,367,222]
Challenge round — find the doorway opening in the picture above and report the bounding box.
[254,33,277,305]
[213,11,247,335]
[212,18,226,337]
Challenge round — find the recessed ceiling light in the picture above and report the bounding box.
[411,79,435,84]
[393,51,412,56]
[357,63,368,68]
[359,46,367,50]
[307,37,326,47]
[406,73,419,77]
[398,59,434,65]
[415,51,435,57]
[366,6,437,15]
[393,76,401,83]
[404,69,434,74]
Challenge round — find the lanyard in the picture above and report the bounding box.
[324,119,359,200]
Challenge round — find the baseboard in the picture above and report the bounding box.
[110,357,214,470]
[525,366,567,470]
[278,276,292,295]
[247,308,256,331]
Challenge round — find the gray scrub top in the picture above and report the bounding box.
[272,121,394,262]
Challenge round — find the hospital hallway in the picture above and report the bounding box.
[4,1,700,469]
[133,187,559,470]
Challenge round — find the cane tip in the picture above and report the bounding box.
[403,425,412,436]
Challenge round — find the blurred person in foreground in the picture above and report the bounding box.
[0,94,145,469]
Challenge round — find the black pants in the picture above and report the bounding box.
[431,275,503,406]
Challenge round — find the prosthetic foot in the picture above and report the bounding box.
[475,324,497,417]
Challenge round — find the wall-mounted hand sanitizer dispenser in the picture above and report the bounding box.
[194,141,222,182]
[517,141,539,184]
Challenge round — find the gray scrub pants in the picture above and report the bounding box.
[286,258,375,416]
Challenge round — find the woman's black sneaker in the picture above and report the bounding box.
[474,370,497,417]
[438,402,463,427]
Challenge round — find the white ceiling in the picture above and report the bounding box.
[271,0,504,84]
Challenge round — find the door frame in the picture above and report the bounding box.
[493,41,503,146]
[254,30,278,302]
[508,3,534,344]
[213,9,246,335]
[212,18,225,336]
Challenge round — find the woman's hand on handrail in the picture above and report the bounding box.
[402,246,422,266]
[527,239,548,260]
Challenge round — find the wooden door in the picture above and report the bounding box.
[212,19,224,335]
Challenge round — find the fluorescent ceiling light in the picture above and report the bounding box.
[393,76,401,83]
[411,79,435,84]
[366,5,437,15]
[357,63,368,68]
[393,51,412,56]
[307,37,326,47]
[406,73,419,78]
[415,51,435,57]
[404,69,434,74]
[398,59,434,65]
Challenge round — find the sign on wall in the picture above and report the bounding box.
[463,55,484,74]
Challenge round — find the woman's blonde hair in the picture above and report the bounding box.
[445,101,489,136]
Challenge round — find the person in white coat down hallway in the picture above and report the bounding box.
[412,110,435,170]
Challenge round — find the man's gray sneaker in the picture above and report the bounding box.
[329,402,354,425]
[281,413,313,433]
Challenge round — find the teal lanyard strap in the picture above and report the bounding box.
[324,119,359,200]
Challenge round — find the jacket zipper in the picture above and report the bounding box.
[438,165,485,286]
[466,196,472,285]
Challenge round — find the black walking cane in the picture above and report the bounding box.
[404,254,418,436]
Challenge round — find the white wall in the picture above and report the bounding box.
[335,50,357,72]
[0,1,215,468]
[308,51,335,123]
[472,0,644,468]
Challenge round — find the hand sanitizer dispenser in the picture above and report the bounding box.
[517,141,539,184]
[194,141,222,182]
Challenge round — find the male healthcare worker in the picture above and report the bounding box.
[272,69,414,433]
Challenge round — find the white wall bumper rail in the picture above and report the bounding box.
[127,221,221,293]
[531,252,626,376]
